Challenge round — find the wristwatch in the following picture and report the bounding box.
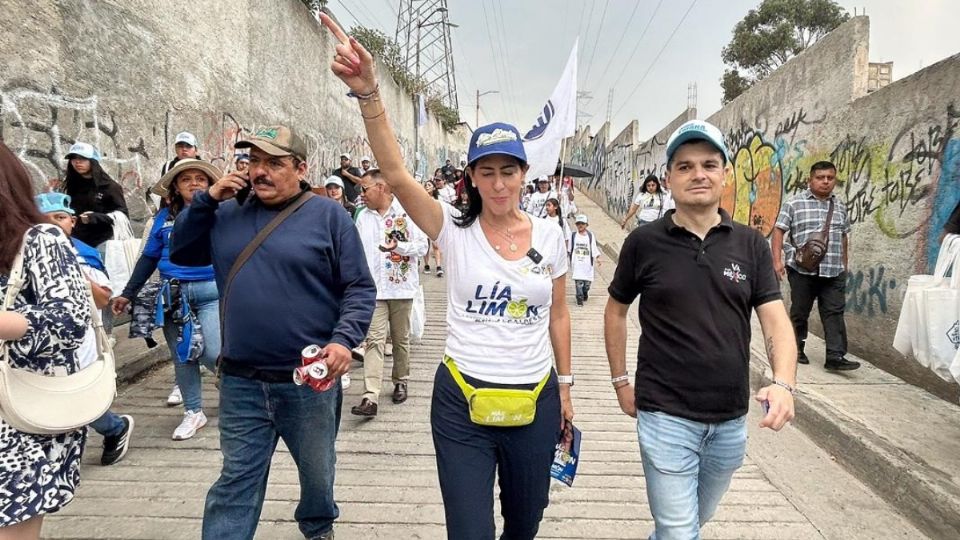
[557,374,574,386]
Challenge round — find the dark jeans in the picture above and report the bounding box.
[202,373,343,540]
[787,268,848,360]
[430,364,561,540]
[575,279,592,303]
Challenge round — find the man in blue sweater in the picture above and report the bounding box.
[170,125,376,540]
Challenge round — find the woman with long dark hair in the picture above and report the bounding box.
[0,142,89,538]
[111,159,222,441]
[544,197,572,250]
[621,174,666,228]
[62,142,127,248]
[321,16,573,539]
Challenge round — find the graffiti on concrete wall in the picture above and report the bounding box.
[846,264,897,317]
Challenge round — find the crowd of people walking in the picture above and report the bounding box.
[7,14,908,540]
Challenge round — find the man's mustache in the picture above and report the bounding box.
[253,177,275,187]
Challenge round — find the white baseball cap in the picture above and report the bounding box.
[361,156,371,163]
[324,175,345,189]
[340,152,351,160]
[574,214,589,224]
[174,131,198,148]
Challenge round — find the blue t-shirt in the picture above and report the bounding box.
[144,207,215,282]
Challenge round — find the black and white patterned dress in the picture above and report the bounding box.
[0,224,89,525]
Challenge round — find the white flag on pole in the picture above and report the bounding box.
[522,39,578,180]
[417,94,428,127]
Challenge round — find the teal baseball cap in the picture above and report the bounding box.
[665,120,729,164]
[64,142,102,162]
[36,192,75,215]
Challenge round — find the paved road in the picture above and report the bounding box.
[44,238,924,539]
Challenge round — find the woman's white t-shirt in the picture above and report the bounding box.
[435,205,568,384]
[633,191,665,222]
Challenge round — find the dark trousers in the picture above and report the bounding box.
[575,279,592,303]
[787,268,848,360]
[430,364,561,540]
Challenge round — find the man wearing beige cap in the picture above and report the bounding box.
[171,125,376,540]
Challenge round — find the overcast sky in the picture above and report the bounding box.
[332,0,958,140]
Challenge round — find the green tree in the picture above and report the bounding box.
[720,0,848,103]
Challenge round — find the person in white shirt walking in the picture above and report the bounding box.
[436,176,457,206]
[352,169,429,417]
[569,214,600,306]
[621,174,667,228]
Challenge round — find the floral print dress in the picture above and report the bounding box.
[0,224,89,525]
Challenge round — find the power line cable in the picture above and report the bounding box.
[582,0,611,83]
[479,0,511,123]
[606,0,663,92]
[612,0,698,119]
[590,1,642,89]
[492,0,522,122]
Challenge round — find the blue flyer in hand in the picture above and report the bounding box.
[550,421,581,486]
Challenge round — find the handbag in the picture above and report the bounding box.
[894,235,960,368]
[791,198,835,272]
[444,357,550,427]
[0,234,117,435]
[103,211,141,295]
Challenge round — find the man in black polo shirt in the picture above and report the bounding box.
[604,120,797,539]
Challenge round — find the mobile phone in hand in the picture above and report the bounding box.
[235,175,252,205]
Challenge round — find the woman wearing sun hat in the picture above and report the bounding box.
[112,158,223,441]
[320,15,574,539]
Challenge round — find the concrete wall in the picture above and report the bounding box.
[571,16,960,401]
[0,0,467,221]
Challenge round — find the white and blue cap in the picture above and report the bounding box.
[64,142,101,162]
[174,131,198,147]
[665,120,729,164]
[36,192,75,215]
[574,213,589,224]
[467,122,527,167]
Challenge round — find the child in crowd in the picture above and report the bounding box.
[36,192,134,466]
[569,214,601,307]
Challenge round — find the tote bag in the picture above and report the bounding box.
[103,211,141,296]
[893,235,960,365]
[410,286,425,343]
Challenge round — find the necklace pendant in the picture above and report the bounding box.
[509,243,518,252]
[494,244,501,251]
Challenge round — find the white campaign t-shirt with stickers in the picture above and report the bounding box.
[570,231,599,282]
[435,205,568,384]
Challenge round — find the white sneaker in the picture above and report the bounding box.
[172,410,207,441]
[341,372,351,390]
[166,385,183,407]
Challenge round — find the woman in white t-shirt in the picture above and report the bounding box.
[321,17,573,539]
[620,174,667,228]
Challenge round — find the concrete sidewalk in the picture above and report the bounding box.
[575,189,960,539]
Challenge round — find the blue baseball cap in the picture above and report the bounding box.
[64,142,102,162]
[467,122,527,167]
[665,120,729,164]
[36,192,75,215]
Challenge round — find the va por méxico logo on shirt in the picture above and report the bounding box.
[723,263,748,284]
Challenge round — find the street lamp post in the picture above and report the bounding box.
[413,7,455,177]
[476,89,499,127]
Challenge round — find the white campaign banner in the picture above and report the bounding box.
[522,39,578,181]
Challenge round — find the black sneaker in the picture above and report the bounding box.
[797,351,810,365]
[436,266,444,277]
[423,265,431,274]
[101,415,134,466]
[825,357,861,371]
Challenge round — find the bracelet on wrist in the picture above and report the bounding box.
[347,84,380,100]
[613,380,630,390]
[772,378,796,395]
[611,374,630,386]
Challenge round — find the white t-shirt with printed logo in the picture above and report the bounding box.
[435,204,568,384]
[570,231,599,282]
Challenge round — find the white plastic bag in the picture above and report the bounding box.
[922,258,960,381]
[103,211,140,296]
[410,286,425,343]
[893,235,960,364]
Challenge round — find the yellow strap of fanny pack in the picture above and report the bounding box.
[443,356,550,398]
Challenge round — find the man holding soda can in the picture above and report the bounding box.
[171,125,376,540]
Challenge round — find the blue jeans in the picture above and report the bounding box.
[202,373,343,540]
[162,279,220,412]
[89,410,124,437]
[574,279,592,303]
[637,411,747,540]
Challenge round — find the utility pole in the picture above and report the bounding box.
[605,88,614,126]
[476,89,499,127]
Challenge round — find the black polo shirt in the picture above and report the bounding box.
[608,209,781,422]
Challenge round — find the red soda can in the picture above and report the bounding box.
[293,344,337,392]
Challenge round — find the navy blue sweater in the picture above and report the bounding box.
[169,189,376,370]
